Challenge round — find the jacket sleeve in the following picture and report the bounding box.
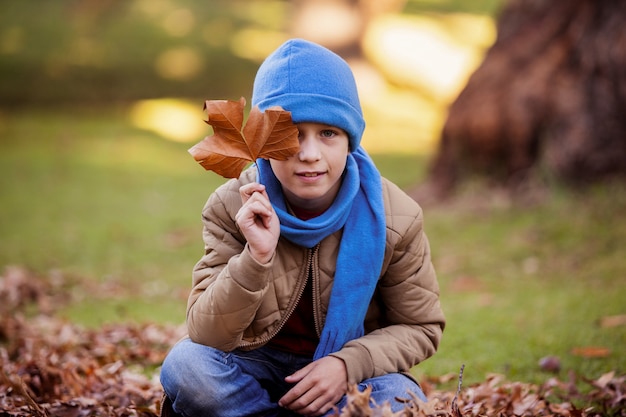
[330,182,445,383]
[185,180,274,351]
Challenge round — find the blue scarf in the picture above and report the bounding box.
[256,147,385,359]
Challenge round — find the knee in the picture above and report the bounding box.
[160,340,197,390]
[160,339,225,414]
[160,340,219,397]
[360,373,426,410]
[382,373,426,403]
[160,340,191,398]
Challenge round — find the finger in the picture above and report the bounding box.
[279,376,314,409]
[239,183,266,203]
[284,365,310,384]
[239,189,272,214]
[236,201,273,229]
[248,197,275,227]
[278,386,303,408]
[244,191,275,218]
[291,392,335,417]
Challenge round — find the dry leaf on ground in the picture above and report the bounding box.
[1,266,624,417]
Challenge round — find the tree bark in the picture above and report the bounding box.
[425,0,626,198]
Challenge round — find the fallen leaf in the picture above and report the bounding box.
[450,275,484,292]
[592,371,615,389]
[3,266,626,416]
[188,97,299,178]
[598,314,626,328]
[570,346,611,358]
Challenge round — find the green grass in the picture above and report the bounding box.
[416,183,626,385]
[0,107,624,386]
[0,107,221,324]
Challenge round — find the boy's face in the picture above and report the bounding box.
[269,122,349,213]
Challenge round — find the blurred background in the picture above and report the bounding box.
[1,0,624,386]
[0,0,501,152]
[0,0,503,307]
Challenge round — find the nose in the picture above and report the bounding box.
[297,134,321,162]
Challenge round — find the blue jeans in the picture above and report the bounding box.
[160,338,427,417]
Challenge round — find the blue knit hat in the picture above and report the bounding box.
[252,38,365,152]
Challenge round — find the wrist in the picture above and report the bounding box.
[249,246,274,265]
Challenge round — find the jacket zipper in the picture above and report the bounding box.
[310,245,322,336]
[238,244,319,349]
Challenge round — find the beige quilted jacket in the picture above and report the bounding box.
[186,167,445,384]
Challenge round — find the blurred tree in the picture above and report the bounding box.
[0,1,274,106]
[423,0,626,197]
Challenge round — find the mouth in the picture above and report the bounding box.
[297,171,325,178]
[296,171,326,182]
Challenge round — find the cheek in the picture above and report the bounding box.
[330,154,348,176]
[335,145,350,170]
[268,159,289,180]
[324,139,349,167]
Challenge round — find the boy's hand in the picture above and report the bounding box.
[236,183,279,264]
[278,356,348,416]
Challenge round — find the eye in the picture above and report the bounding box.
[320,129,337,138]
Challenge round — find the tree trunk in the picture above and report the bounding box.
[425,0,626,198]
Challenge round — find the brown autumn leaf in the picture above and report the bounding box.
[598,314,626,328]
[188,97,299,178]
[570,346,612,358]
[3,266,626,417]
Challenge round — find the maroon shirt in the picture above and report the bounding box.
[266,205,323,357]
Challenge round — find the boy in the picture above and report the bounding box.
[160,38,445,417]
